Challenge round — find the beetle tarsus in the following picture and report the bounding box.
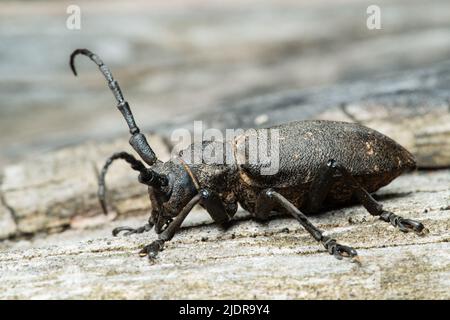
[321,236,358,260]
[379,211,428,235]
[112,223,153,237]
[139,239,165,260]
[257,189,357,262]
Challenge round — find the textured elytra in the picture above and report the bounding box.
[237,120,415,187]
[234,121,415,213]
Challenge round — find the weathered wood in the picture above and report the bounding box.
[0,170,448,299]
[0,135,170,237]
[0,199,16,239]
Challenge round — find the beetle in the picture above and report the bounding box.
[70,49,427,262]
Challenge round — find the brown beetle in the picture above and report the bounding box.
[70,49,427,261]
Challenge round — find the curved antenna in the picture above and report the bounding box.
[70,48,157,166]
[98,152,168,215]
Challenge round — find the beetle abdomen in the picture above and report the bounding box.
[234,120,415,213]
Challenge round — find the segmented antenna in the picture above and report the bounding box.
[70,49,157,165]
[98,152,168,215]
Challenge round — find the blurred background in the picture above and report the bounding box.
[1,0,450,169]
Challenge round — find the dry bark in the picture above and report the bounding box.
[0,170,448,299]
[0,135,170,238]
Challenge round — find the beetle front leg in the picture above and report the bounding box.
[139,192,202,261]
[200,189,235,229]
[307,159,428,235]
[256,189,358,261]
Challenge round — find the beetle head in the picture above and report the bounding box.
[144,160,197,234]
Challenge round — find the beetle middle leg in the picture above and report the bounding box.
[306,159,428,235]
[256,189,358,260]
[201,189,235,229]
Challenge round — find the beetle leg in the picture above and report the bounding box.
[332,159,428,235]
[139,192,202,261]
[305,159,336,213]
[112,222,154,237]
[200,189,233,229]
[255,190,278,221]
[309,159,428,235]
[321,236,358,260]
[379,211,427,234]
[257,189,358,261]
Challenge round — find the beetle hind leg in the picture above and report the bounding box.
[321,236,358,260]
[379,211,427,234]
[307,159,428,235]
[256,189,358,261]
[112,222,154,237]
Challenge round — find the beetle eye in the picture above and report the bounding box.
[159,175,173,201]
[151,177,173,203]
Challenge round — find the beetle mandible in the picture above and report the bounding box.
[70,49,427,262]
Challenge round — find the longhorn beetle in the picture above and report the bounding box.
[70,49,427,262]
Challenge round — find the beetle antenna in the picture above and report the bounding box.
[98,152,168,215]
[70,48,157,166]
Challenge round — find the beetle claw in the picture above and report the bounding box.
[380,211,428,235]
[333,243,358,260]
[139,240,165,261]
[397,218,429,235]
[322,237,358,261]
